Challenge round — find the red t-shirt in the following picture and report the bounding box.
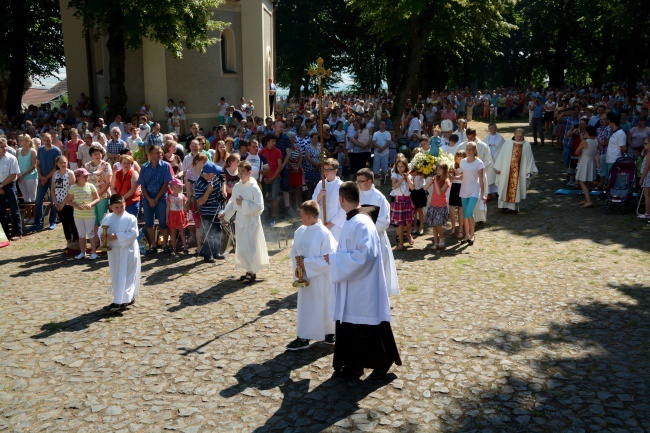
[430,178,450,207]
[67,138,83,163]
[259,146,282,180]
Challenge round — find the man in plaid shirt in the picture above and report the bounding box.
[146,122,163,154]
[106,127,126,164]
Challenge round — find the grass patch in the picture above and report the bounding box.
[455,258,471,266]
[405,284,418,292]
[270,288,280,295]
[593,270,600,275]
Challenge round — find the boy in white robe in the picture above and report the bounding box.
[98,194,141,313]
[219,161,269,283]
[311,158,346,241]
[286,200,337,351]
[356,168,399,296]
[325,182,402,380]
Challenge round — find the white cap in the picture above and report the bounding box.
[441,119,453,132]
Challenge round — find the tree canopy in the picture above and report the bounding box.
[276,0,650,106]
[66,0,229,118]
[0,0,65,114]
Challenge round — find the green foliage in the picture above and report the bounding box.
[0,0,64,79]
[0,0,65,112]
[67,0,229,58]
[276,0,349,95]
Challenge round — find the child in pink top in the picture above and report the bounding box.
[166,178,189,256]
[424,163,450,250]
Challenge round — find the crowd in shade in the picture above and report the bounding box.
[1,80,649,250]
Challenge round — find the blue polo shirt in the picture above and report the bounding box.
[138,160,173,197]
[37,145,62,176]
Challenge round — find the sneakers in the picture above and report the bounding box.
[324,334,335,344]
[286,338,310,351]
[637,214,650,219]
[269,217,276,227]
[75,252,86,260]
[48,223,57,230]
[88,253,98,260]
[438,241,446,250]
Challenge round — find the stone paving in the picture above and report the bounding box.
[1,121,649,432]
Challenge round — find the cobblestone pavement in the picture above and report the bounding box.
[1,121,649,432]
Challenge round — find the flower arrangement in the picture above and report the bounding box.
[433,151,455,171]
[410,151,455,176]
[409,153,436,176]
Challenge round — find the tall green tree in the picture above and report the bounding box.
[0,0,64,115]
[66,0,228,118]
[275,0,349,97]
[346,0,514,120]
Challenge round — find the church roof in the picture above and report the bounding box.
[21,79,68,107]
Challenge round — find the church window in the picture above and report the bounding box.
[221,28,236,74]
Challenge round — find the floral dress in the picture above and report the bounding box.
[85,160,113,199]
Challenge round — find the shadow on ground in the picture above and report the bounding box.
[178,292,297,355]
[221,347,394,432]
[436,283,650,431]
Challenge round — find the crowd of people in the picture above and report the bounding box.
[2,80,650,380]
[2,81,649,251]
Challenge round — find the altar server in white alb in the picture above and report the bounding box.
[311,158,346,241]
[356,168,399,296]
[483,122,505,197]
[326,182,401,380]
[286,200,337,351]
[98,194,141,313]
[219,160,269,284]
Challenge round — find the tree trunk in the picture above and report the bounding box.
[289,70,303,98]
[548,24,568,88]
[5,0,28,115]
[391,14,431,126]
[106,11,127,121]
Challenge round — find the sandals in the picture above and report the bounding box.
[397,244,404,251]
[242,273,256,284]
[408,236,414,245]
[430,244,438,250]
[580,202,594,208]
[457,231,464,239]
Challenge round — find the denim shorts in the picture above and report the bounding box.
[280,167,290,192]
[263,178,281,200]
[143,197,167,229]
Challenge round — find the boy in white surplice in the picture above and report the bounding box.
[97,194,141,313]
[286,200,337,351]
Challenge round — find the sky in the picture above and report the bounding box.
[35,68,355,94]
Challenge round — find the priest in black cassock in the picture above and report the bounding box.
[324,181,402,380]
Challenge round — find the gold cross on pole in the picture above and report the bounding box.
[307,57,332,225]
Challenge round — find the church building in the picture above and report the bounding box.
[59,0,275,126]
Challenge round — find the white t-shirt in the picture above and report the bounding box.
[458,158,485,198]
[606,128,626,163]
[441,144,459,156]
[245,153,263,180]
[138,123,151,140]
[218,102,229,117]
[407,118,421,138]
[372,130,391,156]
[177,106,187,120]
[390,172,411,197]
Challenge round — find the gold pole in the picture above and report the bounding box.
[308,58,332,224]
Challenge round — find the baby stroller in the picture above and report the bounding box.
[604,155,637,214]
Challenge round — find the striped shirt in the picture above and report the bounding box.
[194,173,226,216]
